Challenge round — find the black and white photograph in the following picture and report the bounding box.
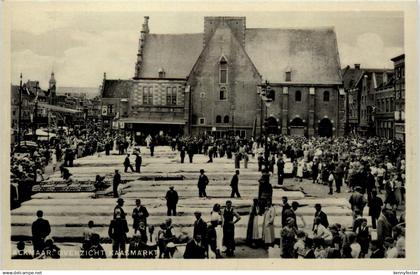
[1,0,419,271]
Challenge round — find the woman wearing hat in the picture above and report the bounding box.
[246,199,260,247]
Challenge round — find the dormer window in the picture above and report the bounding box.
[158,68,166,78]
[219,57,228,84]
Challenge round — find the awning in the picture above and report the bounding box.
[119,118,186,125]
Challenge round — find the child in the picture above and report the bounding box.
[157,223,166,258]
[293,230,306,258]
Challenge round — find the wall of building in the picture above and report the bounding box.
[188,22,261,136]
[266,85,343,136]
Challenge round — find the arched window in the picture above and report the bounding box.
[216,115,222,123]
[323,91,330,102]
[295,90,301,102]
[219,57,228,84]
[223,115,229,123]
[219,87,227,100]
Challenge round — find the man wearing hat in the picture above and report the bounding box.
[197,169,209,198]
[114,198,126,220]
[113,169,121,198]
[135,153,142,173]
[312,203,329,231]
[193,211,208,253]
[230,170,241,198]
[108,209,129,258]
[165,186,179,216]
[222,200,241,256]
[132,199,149,233]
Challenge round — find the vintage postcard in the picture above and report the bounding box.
[1,0,418,270]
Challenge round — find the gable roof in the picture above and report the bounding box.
[341,67,364,90]
[245,28,342,85]
[139,33,203,79]
[102,80,132,98]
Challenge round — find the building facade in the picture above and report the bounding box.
[392,54,405,141]
[102,16,344,138]
[342,64,392,136]
[374,71,395,138]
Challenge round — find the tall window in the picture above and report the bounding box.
[219,57,228,84]
[166,87,177,105]
[142,87,153,105]
[219,87,227,100]
[323,91,330,102]
[223,115,229,123]
[285,71,291,82]
[295,90,301,102]
[216,115,222,123]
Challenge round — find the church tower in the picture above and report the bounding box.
[133,16,149,79]
[48,71,56,104]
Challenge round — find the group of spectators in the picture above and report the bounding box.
[12,131,406,259]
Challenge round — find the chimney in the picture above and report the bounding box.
[142,16,150,34]
[354,64,361,70]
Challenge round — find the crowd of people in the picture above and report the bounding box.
[12,131,406,259]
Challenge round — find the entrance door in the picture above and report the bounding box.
[289,117,305,136]
[318,118,333,137]
[290,126,305,136]
[266,117,279,134]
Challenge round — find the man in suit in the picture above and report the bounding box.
[312,203,329,230]
[108,209,129,258]
[180,146,186,163]
[183,234,206,259]
[281,196,291,227]
[193,211,208,252]
[31,210,51,257]
[132,199,149,233]
[277,155,285,185]
[114,198,126,219]
[123,154,134,173]
[135,153,142,173]
[113,169,121,198]
[197,169,209,198]
[230,170,241,198]
[165,186,179,216]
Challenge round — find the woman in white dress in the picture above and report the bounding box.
[262,200,276,248]
[296,158,304,182]
[210,204,224,253]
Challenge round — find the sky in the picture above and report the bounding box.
[10,6,404,89]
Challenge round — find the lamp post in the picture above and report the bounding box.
[17,73,23,148]
[258,80,272,162]
[33,82,39,137]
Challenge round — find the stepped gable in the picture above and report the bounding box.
[245,27,342,84]
[139,33,203,79]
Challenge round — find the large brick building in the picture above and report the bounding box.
[101,16,344,138]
